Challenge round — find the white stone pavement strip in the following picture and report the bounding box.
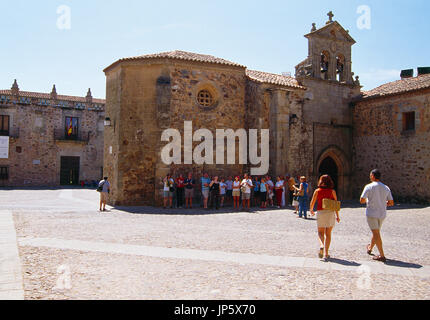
[0,211,24,300]
[18,237,430,279]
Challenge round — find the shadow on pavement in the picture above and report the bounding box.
[110,206,293,216]
[328,258,361,267]
[384,259,423,269]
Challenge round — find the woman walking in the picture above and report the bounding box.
[310,175,340,261]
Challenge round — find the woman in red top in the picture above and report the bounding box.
[310,175,340,261]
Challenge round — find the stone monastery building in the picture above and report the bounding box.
[102,13,430,206]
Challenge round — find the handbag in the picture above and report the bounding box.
[322,198,341,212]
[97,181,105,192]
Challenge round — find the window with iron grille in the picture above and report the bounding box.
[0,115,10,136]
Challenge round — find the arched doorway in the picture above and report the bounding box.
[318,156,338,191]
[316,146,351,200]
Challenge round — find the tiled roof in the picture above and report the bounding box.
[362,74,430,100]
[246,70,305,89]
[104,50,246,72]
[0,89,105,104]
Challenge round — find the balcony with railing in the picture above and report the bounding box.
[53,128,91,144]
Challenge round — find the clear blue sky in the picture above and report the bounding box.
[1,0,429,98]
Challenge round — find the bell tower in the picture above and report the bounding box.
[296,12,357,85]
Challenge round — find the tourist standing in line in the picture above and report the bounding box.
[280,176,286,207]
[201,173,211,209]
[184,172,195,209]
[266,175,274,207]
[293,178,300,214]
[163,174,175,209]
[98,177,110,212]
[209,176,221,210]
[220,178,227,208]
[259,177,268,209]
[310,175,340,261]
[241,173,253,211]
[275,176,284,209]
[253,176,260,207]
[288,176,296,206]
[175,174,185,208]
[295,176,311,219]
[225,176,233,206]
[232,176,241,210]
[360,169,394,263]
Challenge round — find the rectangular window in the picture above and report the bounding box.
[0,167,8,180]
[0,115,10,136]
[65,117,79,140]
[402,112,415,132]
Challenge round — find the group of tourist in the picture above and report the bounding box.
[100,169,394,263]
[162,172,313,213]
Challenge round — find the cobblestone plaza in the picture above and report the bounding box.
[0,188,429,300]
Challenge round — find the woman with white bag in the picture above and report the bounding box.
[310,175,340,261]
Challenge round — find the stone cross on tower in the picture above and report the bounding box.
[326,11,334,24]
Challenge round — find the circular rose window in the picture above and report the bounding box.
[197,90,214,107]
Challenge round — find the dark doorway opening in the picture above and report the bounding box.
[319,157,338,191]
[60,156,80,185]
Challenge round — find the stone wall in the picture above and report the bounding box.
[104,59,248,206]
[353,89,430,203]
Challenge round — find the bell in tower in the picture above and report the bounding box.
[295,12,357,85]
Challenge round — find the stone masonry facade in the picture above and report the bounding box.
[0,81,105,187]
[353,85,430,203]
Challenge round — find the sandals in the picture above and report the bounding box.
[318,248,324,259]
[373,256,387,263]
[367,244,373,255]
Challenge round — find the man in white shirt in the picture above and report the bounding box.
[241,173,253,211]
[360,169,394,263]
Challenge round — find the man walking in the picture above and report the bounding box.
[98,177,110,212]
[360,169,394,262]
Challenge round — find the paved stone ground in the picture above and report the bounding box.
[1,188,429,300]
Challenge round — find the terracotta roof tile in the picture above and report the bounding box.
[246,69,305,89]
[104,50,246,72]
[0,89,105,104]
[363,74,430,100]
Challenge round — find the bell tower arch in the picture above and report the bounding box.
[296,12,356,85]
